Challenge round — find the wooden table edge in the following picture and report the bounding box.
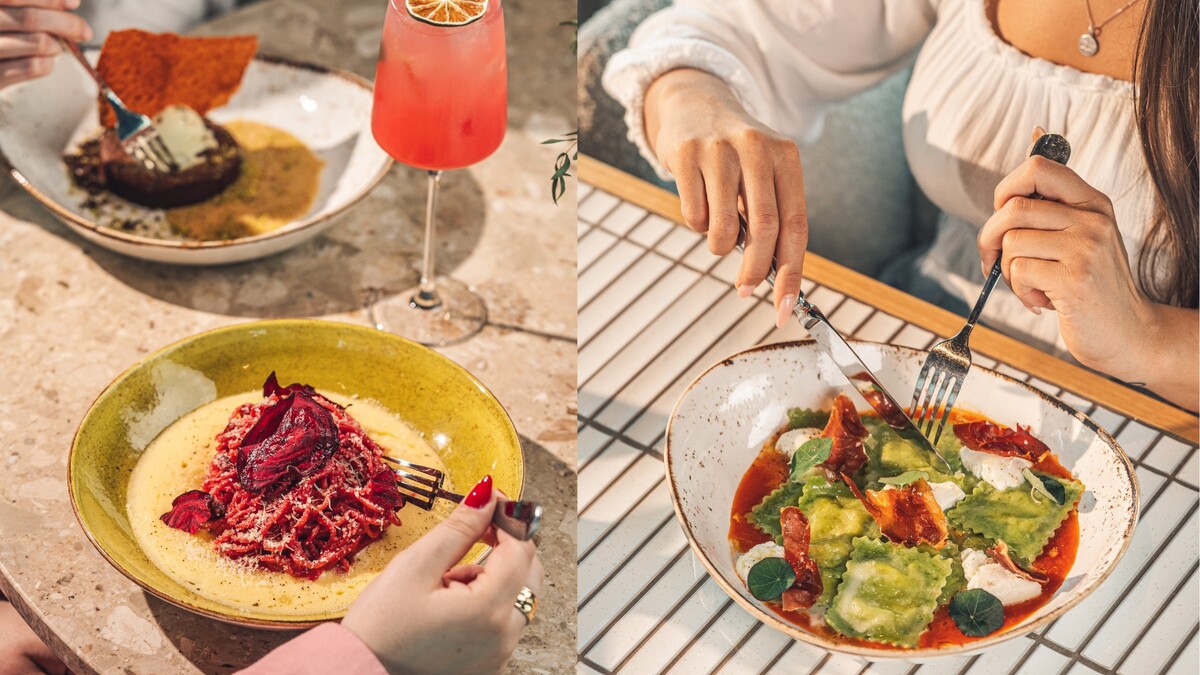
[579,156,1199,445]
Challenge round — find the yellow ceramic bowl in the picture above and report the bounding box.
[68,319,522,628]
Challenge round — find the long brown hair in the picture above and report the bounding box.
[1133,0,1198,308]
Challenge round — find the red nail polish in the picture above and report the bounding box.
[463,475,493,508]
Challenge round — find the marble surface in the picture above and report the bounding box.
[0,0,578,672]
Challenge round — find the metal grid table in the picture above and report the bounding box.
[575,169,1199,675]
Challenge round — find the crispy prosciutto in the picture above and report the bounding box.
[841,473,948,548]
[850,372,910,429]
[987,540,1049,583]
[779,506,823,610]
[954,421,1050,463]
[819,394,870,476]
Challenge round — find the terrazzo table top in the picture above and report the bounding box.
[0,0,578,672]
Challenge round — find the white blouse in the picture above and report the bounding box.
[602,0,1156,358]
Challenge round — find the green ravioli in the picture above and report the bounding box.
[946,473,1084,565]
[825,537,954,647]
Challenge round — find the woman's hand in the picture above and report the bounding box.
[979,132,1199,410]
[0,0,91,90]
[644,68,808,328]
[0,599,69,675]
[342,477,543,675]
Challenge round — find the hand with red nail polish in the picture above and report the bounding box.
[463,474,492,508]
[340,475,544,674]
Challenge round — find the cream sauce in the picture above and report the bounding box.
[127,391,451,617]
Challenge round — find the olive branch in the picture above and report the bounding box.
[545,19,578,205]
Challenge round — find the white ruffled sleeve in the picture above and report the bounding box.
[601,0,939,180]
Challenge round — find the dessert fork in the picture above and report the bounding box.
[59,39,178,174]
[909,133,1072,444]
[382,455,543,541]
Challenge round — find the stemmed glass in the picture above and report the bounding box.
[369,0,507,346]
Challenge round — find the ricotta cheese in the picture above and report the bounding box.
[960,548,1042,606]
[928,481,967,510]
[959,446,1032,491]
[775,427,823,459]
[735,541,786,584]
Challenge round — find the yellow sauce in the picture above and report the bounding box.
[127,391,451,617]
[165,119,324,240]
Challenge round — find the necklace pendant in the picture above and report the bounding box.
[1078,31,1099,56]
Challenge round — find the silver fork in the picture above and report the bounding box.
[382,455,543,541]
[909,133,1072,444]
[59,39,178,174]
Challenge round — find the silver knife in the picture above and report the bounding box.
[735,218,951,469]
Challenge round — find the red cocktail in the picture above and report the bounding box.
[370,0,507,345]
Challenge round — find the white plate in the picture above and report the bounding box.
[0,51,391,265]
[666,340,1139,660]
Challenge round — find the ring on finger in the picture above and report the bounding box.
[513,586,537,625]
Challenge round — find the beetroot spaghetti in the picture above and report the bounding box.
[161,373,405,580]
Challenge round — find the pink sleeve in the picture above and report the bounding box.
[238,623,388,675]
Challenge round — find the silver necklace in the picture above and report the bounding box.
[1079,0,1143,56]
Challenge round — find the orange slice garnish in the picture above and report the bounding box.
[405,0,488,26]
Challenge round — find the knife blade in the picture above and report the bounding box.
[735,217,951,470]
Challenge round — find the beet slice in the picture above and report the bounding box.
[262,371,317,399]
[160,490,224,533]
[236,389,339,493]
[366,469,405,511]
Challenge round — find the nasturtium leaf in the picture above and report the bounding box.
[1022,468,1062,505]
[747,557,796,601]
[949,589,1005,637]
[790,438,833,481]
[878,470,929,487]
[788,407,830,430]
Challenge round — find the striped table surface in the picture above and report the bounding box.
[574,167,1199,675]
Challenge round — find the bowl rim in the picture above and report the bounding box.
[67,318,524,630]
[0,52,393,253]
[664,338,1140,659]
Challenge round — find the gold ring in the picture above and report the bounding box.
[513,586,537,625]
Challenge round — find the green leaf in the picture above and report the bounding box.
[1040,475,1067,505]
[747,557,796,601]
[790,438,833,481]
[878,470,929,487]
[948,589,1005,637]
[787,408,829,430]
[1022,468,1061,505]
[749,481,806,539]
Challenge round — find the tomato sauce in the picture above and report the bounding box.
[729,440,788,552]
[728,413,1082,651]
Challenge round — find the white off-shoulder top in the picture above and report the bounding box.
[603,0,1156,357]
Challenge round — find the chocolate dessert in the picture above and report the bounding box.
[63,30,259,214]
[66,116,242,209]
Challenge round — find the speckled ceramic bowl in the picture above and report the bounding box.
[0,51,391,265]
[665,340,1138,660]
[68,320,522,628]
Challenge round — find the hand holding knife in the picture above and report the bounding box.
[734,217,952,470]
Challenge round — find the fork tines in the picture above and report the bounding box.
[382,455,445,511]
[131,131,179,174]
[909,350,968,446]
